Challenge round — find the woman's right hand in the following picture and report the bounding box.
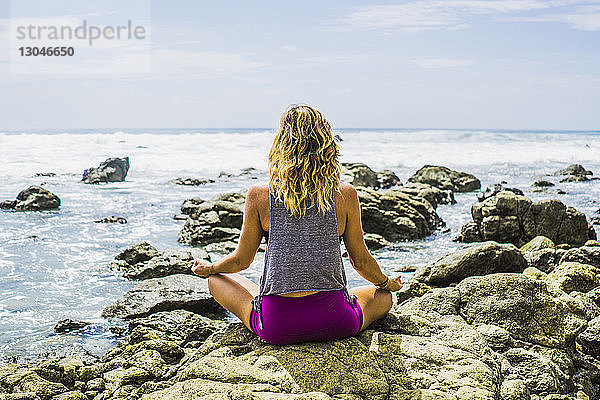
[382,276,403,292]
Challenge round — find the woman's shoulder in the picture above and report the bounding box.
[246,182,270,206]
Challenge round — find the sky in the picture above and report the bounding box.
[0,0,599,130]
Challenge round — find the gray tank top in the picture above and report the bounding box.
[251,186,352,329]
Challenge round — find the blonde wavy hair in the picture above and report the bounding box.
[268,104,341,218]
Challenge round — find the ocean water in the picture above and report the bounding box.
[1,128,599,362]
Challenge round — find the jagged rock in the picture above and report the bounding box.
[169,178,214,186]
[477,183,524,202]
[407,165,480,193]
[457,190,594,247]
[111,243,209,280]
[82,157,129,184]
[554,164,593,176]
[116,242,160,266]
[94,216,127,224]
[102,274,225,320]
[340,162,401,189]
[0,186,60,211]
[357,186,444,242]
[178,192,245,247]
[53,320,90,334]
[413,241,526,286]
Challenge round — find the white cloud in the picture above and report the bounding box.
[505,5,600,30]
[281,45,298,52]
[412,57,471,68]
[337,0,600,32]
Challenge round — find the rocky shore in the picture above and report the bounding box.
[2,163,600,400]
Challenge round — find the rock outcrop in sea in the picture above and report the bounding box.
[109,242,210,280]
[3,239,600,399]
[0,185,61,211]
[554,164,595,183]
[457,190,596,247]
[407,165,481,192]
[177,164,479,251]
[82,157,130,184]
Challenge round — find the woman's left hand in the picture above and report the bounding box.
[191,259,214,278]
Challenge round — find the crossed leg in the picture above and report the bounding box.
[207,274,393,334]
[208,273,258,331]
[349,285,393,332]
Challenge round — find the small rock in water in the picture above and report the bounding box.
[169,177,215,186]
[94,216,127,224]
[82,157,129,184]
[554,163,593,176]
[54,318,90,333]
[533,180,554,187]
[0,185,61,211]
[408,165,480,193]
[34,172,56,177]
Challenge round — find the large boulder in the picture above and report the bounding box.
[102,274,225,320]
[0,186,60,211]
[407,165,481,193]
[458,190,594,247]
[340,162,401,189]
[357,186,444,242]
[82,157,129,184]
[178,192,245,250]
[413,241,526,286]
[110,242,210,280]
[544,261,600,293]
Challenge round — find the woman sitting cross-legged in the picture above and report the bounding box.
[191,104,402,345]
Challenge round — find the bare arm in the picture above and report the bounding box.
[193,185,263,275]
[341,184,388,285]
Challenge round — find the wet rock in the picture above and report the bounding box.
[54,320,90,334]
[362,233,390,251]
[178,192,245,248]
[34,172,56,177]
[357,186,444,242]
[407,165,481,193]
[102,274,224,320]
[111,243,209,280]
[457,190,594,247]
[534,180,555,187]
[0,186,61,211]
[82,157,129,184]
[561,174,590,183]
[115,242,160,266]
[477,183,524,202]
[413,241,526,286]
[169,178,214,186]
[340,162,400,189]
[554,164,593,177]
[94,216,127,224]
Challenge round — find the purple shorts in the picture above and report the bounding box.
[249,289,363,345]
